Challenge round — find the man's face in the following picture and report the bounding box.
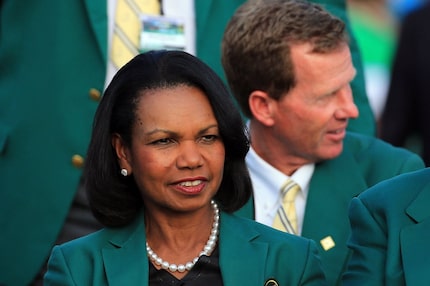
[271,43,358,164]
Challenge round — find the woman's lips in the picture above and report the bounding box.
[173,179,207,194]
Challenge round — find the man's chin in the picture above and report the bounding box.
[318,144,344,161]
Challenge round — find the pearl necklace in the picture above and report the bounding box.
[146,201,220,273]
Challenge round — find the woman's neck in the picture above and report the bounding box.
[144,202,219,279]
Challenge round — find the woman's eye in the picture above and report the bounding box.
[151,138,173,145]
[201,135,218,143]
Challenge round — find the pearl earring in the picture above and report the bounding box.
[120,168,128,176]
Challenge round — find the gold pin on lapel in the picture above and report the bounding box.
[320,236,335,251]
[264,278,279,286]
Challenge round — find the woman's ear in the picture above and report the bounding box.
[248,90,276,126]
[112,133,132,174]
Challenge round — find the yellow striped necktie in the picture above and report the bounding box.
[111,0,161,69]
[272,178,301,234]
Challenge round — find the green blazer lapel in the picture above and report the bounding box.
[302,152,366,284]
[102,215,149,286]
[219,213,267,285]
[84,0,108,62]
[405,182,430,223]
[401,185,430,286]
[303,152,366,240]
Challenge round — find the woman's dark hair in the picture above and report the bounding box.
[84,50,251,227]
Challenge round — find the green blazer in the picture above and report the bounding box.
[0,1,243,285]
[235,132,425,286]
[343,168,430,286]
[44,211,326,285]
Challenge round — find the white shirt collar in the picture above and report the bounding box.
[246,145,315,234]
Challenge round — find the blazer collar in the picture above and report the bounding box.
[219,212,268,285]
[102,214,149,286]
[405,181,430,223]
[303,149,366,238]
[302,150,366,284]
[100,211,269,286]
[83,0,108,61]
[401,183,430,285]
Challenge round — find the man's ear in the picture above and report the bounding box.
[249,90,276,126]
[112,133,132,174]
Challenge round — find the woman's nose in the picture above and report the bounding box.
[176,141,204,169]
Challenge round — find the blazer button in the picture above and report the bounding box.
[89,88,101,101]
[71,154,85,168]
[264,279,279,286]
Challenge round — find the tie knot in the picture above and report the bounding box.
[280,179,300,202]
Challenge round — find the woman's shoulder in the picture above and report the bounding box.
[53,228,113,257]
[54,214,145,257]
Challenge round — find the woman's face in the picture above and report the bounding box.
[113,84,225,213]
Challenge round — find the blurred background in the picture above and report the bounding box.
[347,0,430,165]
[348,0,425,120]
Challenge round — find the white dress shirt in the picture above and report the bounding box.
[246,146,315,235]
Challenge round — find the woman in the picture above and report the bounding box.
[44,50,326,285]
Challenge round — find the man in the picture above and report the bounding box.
[0,1,245,285]
[221,1,425,285]
[343,168,430,286]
